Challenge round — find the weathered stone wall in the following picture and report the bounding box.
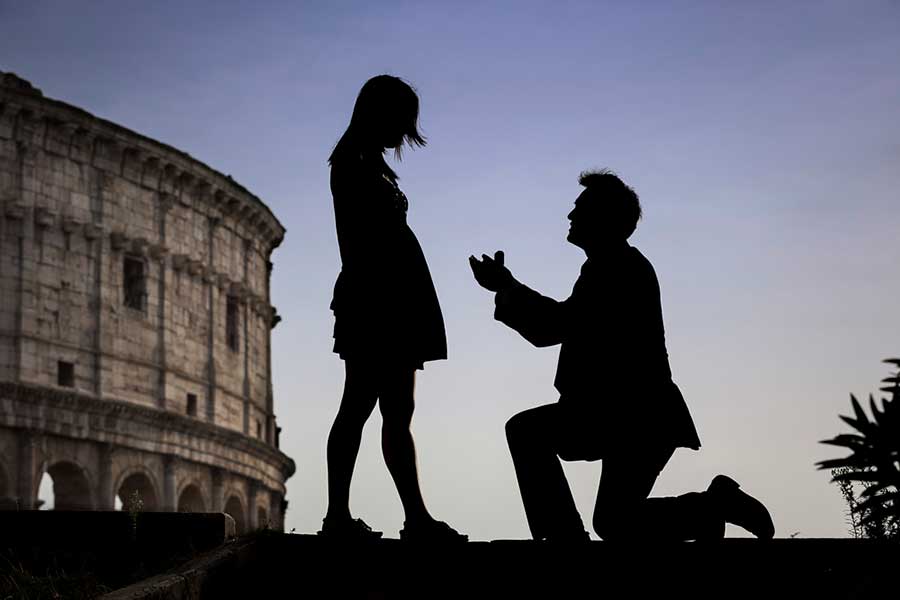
[0,72,293,529]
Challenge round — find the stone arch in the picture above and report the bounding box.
[113,464,160,501]
[177,482,206,513]
[43,461,93,510]
[224,495,246,534]
[257,506,269,530]
[116,468,160,512]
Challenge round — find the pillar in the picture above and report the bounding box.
[89,154,105,398]
[96,442,114,510]
[206,216,220,423]
[16,431,37,510]
[242,238,250,435]
[211,467,224,513]
[247,480,259,530]
[156,193,174,409]
[162,456,176,512]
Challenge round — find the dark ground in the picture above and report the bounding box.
[225,533,898,599]
[3,513,898,599]
[0,511,233,599]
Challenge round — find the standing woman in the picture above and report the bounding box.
[321,75,466,542]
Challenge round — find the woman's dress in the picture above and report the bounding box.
[329,156,447,369]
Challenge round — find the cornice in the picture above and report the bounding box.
[0,72,285,255]
[0,381,296,482]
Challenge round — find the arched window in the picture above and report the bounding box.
[178,484,206,513]
[38,462,93,510]
[224,496,245,534]
[117,472,159,512]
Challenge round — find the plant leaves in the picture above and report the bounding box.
[819,359,900,539]
[854,489,899,512]
[832,471,883,483]
[851,394,868,424]
[817,456,875,471]
[838,415,872,434]
[859,481,898,498]
[869,395,887,425]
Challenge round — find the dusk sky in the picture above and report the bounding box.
[4,0,900,539]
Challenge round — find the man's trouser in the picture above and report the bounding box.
[505,402,722,540]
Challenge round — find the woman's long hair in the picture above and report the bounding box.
[329,75,426,181]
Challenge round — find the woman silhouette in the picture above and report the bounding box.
[321,75,465,541]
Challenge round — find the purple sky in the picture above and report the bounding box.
[6,0,900,539]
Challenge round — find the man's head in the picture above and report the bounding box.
[567,169,642,251]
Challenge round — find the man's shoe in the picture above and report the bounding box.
[707,475,775,539]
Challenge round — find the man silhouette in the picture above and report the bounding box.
[470,170,774,541]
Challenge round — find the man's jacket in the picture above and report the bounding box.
[494,244,701,452]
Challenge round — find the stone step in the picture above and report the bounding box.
[104,532,900,599]
[0,510,235,553]
[0,510,235,594]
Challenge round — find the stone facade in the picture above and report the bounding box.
[0,73,294,532]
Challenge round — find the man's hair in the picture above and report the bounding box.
[577,169,642,239]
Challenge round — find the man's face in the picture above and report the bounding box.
[567,189,602,249]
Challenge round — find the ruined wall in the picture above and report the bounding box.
[0,72,293,528]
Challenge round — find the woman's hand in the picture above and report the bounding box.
[469,250,516,293]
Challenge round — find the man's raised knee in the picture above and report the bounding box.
[505,411,530,442]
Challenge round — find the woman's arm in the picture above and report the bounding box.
[331,162,392,274]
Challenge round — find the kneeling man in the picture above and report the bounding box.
[469,170,773,541]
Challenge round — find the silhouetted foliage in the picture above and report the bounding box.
[818,358,900,540]
[830,466,881,539]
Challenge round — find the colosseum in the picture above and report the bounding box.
[0,72,294,533]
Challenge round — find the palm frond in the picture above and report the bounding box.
[832,470,883,483]
[820,358,900,539]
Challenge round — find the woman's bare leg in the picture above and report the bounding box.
[379,367,433,525]
[325,361,378,522]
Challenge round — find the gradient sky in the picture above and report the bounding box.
[4,0,900,539]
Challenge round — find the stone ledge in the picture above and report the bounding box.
[100,534,259,600]
[0,382,295,490]
[104,533,899,599]
[0,511,238,598]
[0,511,235,554]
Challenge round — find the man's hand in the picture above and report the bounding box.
[469,250,516,293]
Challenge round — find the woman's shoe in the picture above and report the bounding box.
[399,519,468,543]
[317,516,383,540]
[542,529,591,543]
